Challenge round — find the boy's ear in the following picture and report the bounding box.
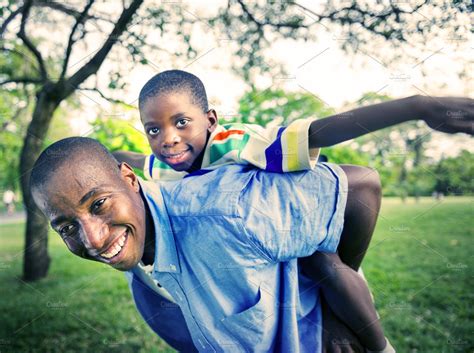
[119,162,140,192]
[206,109,218,133]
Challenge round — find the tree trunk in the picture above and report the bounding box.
[20,88,58,281]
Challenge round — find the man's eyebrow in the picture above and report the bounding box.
[79,187,103,206]
[51,216,68,229]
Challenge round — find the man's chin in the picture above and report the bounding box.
[111,260,138,272]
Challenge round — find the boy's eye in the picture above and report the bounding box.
[147,127,160,136]
[91,198,106,213]
[176,119,189,128]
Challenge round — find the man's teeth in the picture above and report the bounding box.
[101,232,127,259]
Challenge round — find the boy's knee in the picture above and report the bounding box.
[301,252,343,281]
[343,165,381,198]
[363,167,381,197]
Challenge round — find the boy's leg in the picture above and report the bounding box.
[337,164,382,270]
[304,253,386,351]
[300,165,387,351]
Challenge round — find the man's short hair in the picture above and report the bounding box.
[30,137,119,192]
[138,70,209,113]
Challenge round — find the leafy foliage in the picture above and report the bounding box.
[432,150,474,196]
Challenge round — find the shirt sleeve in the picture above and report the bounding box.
[237,119,320,172]
[143,154,154,180]
[143,154,188,181]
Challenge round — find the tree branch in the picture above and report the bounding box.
[60,0,96,81]
[0,5,24,39]
[36,1,111,23]
[79,87,135,108]
[63,0,144,100]
[236,0,309,30]
[18,0,48,81]
[0,77,43,86]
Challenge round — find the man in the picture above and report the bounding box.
[31,137,373,352]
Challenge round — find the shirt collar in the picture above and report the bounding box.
[139,179,181,274]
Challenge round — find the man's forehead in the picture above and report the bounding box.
[46,164,120,201]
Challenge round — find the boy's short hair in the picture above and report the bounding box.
[138,70,209,113]
[30,137,119,192]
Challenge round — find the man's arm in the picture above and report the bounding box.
[308,95,473,148]
[112,151,147,170]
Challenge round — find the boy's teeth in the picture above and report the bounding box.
[100,232,127,259]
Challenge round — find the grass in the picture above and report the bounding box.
[0,223,174,353]
[0,197,472,352]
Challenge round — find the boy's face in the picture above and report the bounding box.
[32,162,148,271]
[140,91,218,171]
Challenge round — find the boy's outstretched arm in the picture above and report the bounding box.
[112,151,147,170]
[309,95,473,148]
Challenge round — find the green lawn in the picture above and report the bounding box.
[0,197,472,352]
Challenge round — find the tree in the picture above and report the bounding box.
[433,150,474,196]
[0,1,470,280]
[1,0,145,280]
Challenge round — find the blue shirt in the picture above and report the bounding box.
[127,163,348,352]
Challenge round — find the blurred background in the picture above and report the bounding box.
[0,1,472,352]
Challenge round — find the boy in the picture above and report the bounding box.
[114,70,471,350]
[116,70,392,351]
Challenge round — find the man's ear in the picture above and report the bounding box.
[206,109,218,133]
[119,162,140,192]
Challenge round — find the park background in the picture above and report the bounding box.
[0,1,472,352]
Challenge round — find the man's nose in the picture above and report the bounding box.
[161,129,181,148]
[80,217,109,253]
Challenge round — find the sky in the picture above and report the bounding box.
[60,0,472,159]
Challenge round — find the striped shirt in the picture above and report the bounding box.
[144,119,320,181]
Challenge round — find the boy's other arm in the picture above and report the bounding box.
[308,95,473,148]
[112,151,147,170]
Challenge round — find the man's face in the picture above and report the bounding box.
[33,162,147,271]
[140,91,217,172]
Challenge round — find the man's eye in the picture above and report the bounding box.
[147,127,160,136]
[176,119,189,128]
[92,198,106,212]
[59,224,75,237]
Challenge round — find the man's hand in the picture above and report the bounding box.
[418,96,474,135]
[321,296,365,353]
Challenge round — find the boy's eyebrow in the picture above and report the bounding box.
[143,112,186,127]
[169,112,186,120]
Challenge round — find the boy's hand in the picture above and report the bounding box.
[419,96,474,135]
[321,296,365,353]
[112,150,147,170]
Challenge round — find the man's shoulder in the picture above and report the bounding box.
[162,165,257,217]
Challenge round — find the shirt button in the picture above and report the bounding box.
[169,264,177,271]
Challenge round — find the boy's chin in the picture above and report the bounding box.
[163,159,195,172]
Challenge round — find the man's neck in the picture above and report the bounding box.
[140,188,156,266]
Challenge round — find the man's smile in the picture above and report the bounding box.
[99,228,130,261]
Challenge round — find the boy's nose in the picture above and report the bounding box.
[80,218,109,254]
[162,130,181,148]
